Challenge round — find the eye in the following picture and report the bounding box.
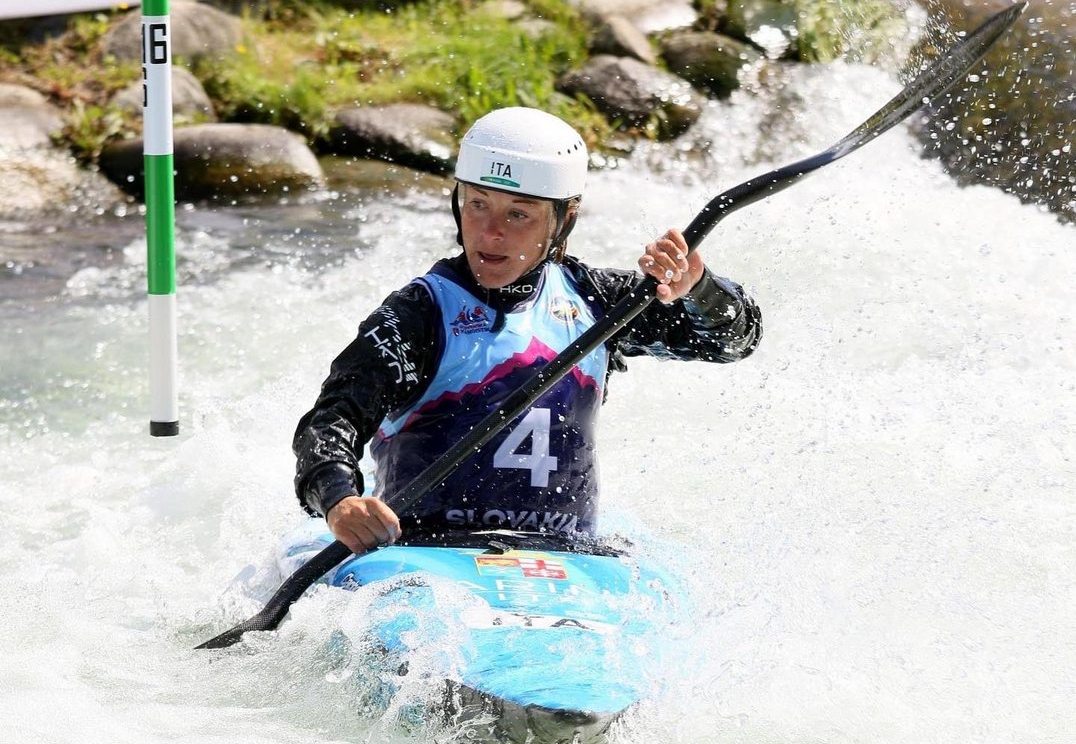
[508,209,530,221]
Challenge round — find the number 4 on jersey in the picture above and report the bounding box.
[493,407,558,487]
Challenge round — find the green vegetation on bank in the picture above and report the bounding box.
[0,0,907,164]
[0,0,614,161]
[0,13,140,160]
[196,0,609,143]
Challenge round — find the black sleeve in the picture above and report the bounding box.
[564,257,762,365]
[292,282,441,517]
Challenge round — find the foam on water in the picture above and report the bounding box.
[1,63,1073,742]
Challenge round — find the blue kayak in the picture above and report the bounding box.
[278,522,684,742]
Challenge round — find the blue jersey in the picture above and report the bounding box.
[370,261,609,535]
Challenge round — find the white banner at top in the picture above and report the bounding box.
[0,1,140,21]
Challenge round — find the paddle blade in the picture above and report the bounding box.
[195,606,283,650]
[195,540,353,649]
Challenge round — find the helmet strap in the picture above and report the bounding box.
[451,184,464,246]
[549,200,578,263]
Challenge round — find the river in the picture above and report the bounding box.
[1,61,1073,743]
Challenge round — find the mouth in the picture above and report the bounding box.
[477,252,509,265]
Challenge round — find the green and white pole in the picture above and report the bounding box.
[142,0,178,437]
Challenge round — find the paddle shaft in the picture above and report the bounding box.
[195,1,1025,650]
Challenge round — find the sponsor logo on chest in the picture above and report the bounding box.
[548,296,580,322]
[450,304,492,335]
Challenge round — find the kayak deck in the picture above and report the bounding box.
[279,525,683,742]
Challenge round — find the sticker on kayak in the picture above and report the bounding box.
[460,606,614,635]
[474,553,568,580]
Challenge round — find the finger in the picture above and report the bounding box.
[646,243,683,283]
[655,282,674,304]
[639,256,678,285]
[334,525,368,555]
[645,242,680,273]
[350,520,383,552]
[638,253,660,279]
[655,239,687,271]
[660,233,690,273]
[368,500,402,543]
[664,228,689,256]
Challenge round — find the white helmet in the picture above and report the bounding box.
[454,107,588,200]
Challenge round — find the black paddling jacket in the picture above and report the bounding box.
[293,253,762,527]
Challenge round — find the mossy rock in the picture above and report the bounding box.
[99,123,324,201]
[100,1,243,62]
[661,30,763,97]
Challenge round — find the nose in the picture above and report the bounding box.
[478,213,504,243]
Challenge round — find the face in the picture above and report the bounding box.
[459,184,556,289]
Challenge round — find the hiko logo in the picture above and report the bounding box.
[480,160,521,188]
[450,305,492,336]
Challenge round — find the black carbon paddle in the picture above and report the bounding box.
[196,1,1026,651]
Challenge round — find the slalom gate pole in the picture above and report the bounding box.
[142,0,179,437]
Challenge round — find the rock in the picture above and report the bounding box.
[556,55,704,139]
[474,0,553,37]
[694,0,729,32]
[321,156,449,197]
[99,123,324,202]
[912,0,1075,224]
[326,104,456,175]
[481,0,527,20]
[109,68,216,123]
[518,18,557,38]
[0,161,93,221]
[660,31,763,97]
[634,0,697,33]
[725,0,798,58]
[100,1,243,62]
[0,84,64,150]
[569,0,665,22]
[570,0,695,32]
[0,85,124,222]
[590,15,657,65]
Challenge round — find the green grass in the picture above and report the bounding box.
[0,12,139,100]
[194,0,611,146]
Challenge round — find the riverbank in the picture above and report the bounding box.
[1,0,913,218]
[0,0,1071,228]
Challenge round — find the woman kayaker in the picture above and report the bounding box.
[293,107,762,554]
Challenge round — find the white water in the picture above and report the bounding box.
[1,63,1073,743]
